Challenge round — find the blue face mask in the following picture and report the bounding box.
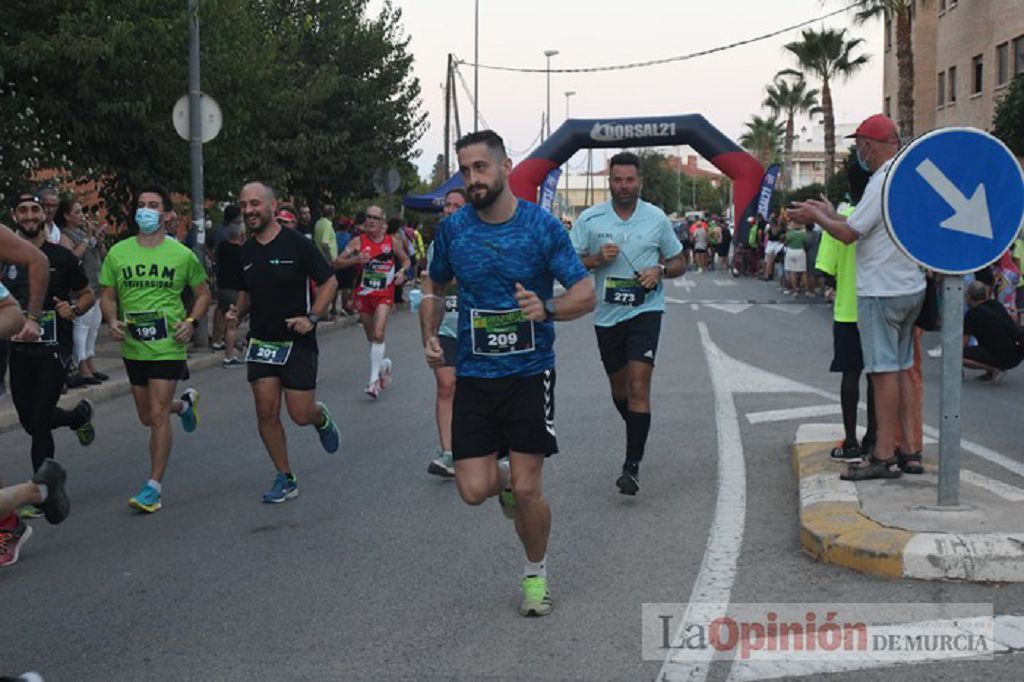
[855,146,871,172]
[135,207,162,234]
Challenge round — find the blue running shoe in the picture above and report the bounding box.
[316,401,339,453]
[262,472,298,504]
[128,484,162,513]
[178,388,199,433]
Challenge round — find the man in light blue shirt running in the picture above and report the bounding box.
[571,152,686,495]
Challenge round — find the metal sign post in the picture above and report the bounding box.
[938,275,963,505]
[882,126,1024,506]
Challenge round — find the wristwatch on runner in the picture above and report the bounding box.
[543,299,557,321]
[307,313,321,326]
[186,316,197,328]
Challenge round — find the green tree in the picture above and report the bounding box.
[845,0,925,142]
[993,74,1024,158]
[763,72,821,191]
[0,0,426,217]
[784,28,870,185]
[738,115,785,168]
[637,151,679,214]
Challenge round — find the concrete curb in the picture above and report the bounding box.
[794,423,1024,582]
[0,315,360,436]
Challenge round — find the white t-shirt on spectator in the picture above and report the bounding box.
[848,158,926,297]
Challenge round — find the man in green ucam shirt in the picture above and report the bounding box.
[814,160,876,463]
[99,183,211,513]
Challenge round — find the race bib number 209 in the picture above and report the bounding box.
[470,308,535,356]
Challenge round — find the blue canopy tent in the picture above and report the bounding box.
[402,173,465,213]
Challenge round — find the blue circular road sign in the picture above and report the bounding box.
[882,127,1024,274]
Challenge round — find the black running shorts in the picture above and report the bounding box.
[594,311,662,375]
[830,321,865,373]
[439,335,458,368]
[247,342,319,391]
[123,359,189,387]
[452,370,557,460]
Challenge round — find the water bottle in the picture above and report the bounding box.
[409,288,422,312]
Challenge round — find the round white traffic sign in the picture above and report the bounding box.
[172,94,223,143]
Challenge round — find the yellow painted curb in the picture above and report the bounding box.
[795,441,912,579]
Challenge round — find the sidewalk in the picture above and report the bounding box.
[0,311,359,435]
[794,423,1024,582]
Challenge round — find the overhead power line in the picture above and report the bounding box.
[454,2,860,75]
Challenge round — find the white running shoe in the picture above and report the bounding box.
[365,381,380,400]
[379,358,392,390]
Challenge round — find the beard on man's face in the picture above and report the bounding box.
[468,176,504,211]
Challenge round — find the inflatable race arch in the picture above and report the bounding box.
[508,114,765,225]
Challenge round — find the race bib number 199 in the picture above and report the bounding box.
[125,311,168,342]
[28,310,57,344]
[361,271,387,290]
[470,308,535,356]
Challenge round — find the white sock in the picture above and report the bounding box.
[524,555,547,578]
[369,343,385,384]
[36,483,48,503]
[147,479,162,493]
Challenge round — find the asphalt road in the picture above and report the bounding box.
[3,270,1023,681]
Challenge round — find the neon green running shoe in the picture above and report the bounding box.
[519,575,552,617]
[497,489,516,520]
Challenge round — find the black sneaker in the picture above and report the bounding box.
[616,464,640,496]
[73,399,95,447]
[31,459,69,525]
[829,441,863,463]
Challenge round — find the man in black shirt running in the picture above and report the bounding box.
[229,181,341,504]
[4,192,96,510]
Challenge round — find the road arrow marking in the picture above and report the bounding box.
[673,278,695,289]
[916,158,993,239]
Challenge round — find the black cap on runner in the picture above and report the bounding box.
[10,191,42,210]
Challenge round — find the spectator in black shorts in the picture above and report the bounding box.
[215,219,246,366]
[963,280,1024,383]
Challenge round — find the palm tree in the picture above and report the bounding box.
[738,115,785,169]
[763,71,821,191]
[784,28,870,185]
[846,0,926,143]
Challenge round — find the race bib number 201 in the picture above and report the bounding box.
[470,308,535,356]
[246,338,293,365]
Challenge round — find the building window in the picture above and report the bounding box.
[885,96,892,118]
[948,66,957,104]
[997,43,1010,87]
[1015,36,1024,77]
[937,71,946,107]
[972,55,983,95]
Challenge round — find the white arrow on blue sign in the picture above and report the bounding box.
[882,127,1024,274]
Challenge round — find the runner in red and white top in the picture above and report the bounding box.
[335,204,410,398]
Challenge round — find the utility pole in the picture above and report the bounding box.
[562,90,576,216]
[187,0,208,346]
[444,54,452,175]
[473,0,479,132]
[543,49,559,140]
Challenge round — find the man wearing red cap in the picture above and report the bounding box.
[790,114,926,481]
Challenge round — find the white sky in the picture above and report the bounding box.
[371,0,884,178]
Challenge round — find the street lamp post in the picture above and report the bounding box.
[563,90,576,216]
[543,49,559,140]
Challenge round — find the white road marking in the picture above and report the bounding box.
[673,278,696,289]
[703,303,752,315]
[727,615,1024,681]
[712,279,737,287]
[691,304,700,311]
[960,470,1024,502]
[763,304,808,315]
[922,423,1024,482]
[746,404,843,424]
[659,324,827,681]
[658,323,747,681]
[904,534,1024,581]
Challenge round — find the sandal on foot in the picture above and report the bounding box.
[897,450,924,475]
[840,455,902,481]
